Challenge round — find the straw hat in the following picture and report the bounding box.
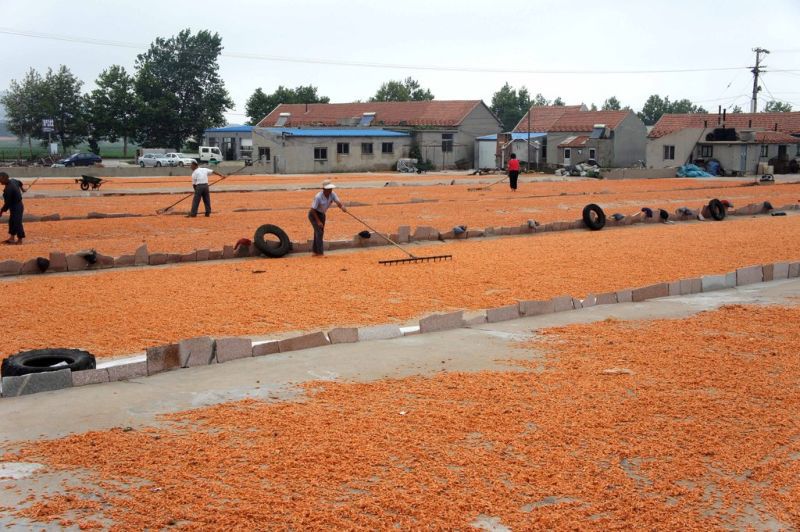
[321,179,336,189]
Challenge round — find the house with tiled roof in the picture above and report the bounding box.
[512,105,646,168]
[645,111,800,174]
[253,100,502,173]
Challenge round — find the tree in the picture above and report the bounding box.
[588,103,598,112]
[370,77,434,102]
[490,82,531,131]
[637,94,706,125]
[602,96,622,111]
[531,93,550,106]
[245,85,329,125]
[552,97,565,106]
[731,105,743,113]
[41,66,88,150]
[765,100,793,112]
[0,69,45,156]
[87,65,136,156]
[133,29,233,149]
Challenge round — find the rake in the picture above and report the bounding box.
[344,210,452,265]
[155,164,248,215]
[467,174,508,192]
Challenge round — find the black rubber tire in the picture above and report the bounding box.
[1,348,95,377]
[582,203,606,230]
[708,199,726,221]
[80,181,90,191]
[253,224,291,258]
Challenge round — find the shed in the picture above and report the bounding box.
[475,132,546,170]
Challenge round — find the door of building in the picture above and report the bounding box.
[563,148,572,166]
[739,145,748,175]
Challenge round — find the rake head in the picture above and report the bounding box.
[378,254,453,265]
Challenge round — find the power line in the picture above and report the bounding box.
[0,27,760,76]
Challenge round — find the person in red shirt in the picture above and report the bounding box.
[507,153,521,191]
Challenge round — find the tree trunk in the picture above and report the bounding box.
[123,136,128,157]
[27,135,33,158]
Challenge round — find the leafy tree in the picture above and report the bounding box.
[588,103,598,112]
[370,77,434,102]
[39,66,88,150]
[637,94,706,125]
[731,105,743,113]
[245,85,329,125]
[87,65,136,156]
[531,93,550,106]
[552,97,565,106]
[490,82,531,131]
[764,100,792,112]
[133,29,233,149]
[0,69,45,156]
[601,96,622,111]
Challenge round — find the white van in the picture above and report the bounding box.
[198,146,223,162]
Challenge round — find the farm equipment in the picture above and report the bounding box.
[76,175,105,191]
[397,158,419,173]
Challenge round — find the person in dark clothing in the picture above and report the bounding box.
[0,172,25,245]
[507,153,521,191]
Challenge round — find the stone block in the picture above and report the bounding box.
[572,298,583,309]
[146,343,180,375]
[679,278,702,295]
[596,292,618,305]
[223,245,235,259]
[248,244,260,256]
[49,252,67,272]
[412,226,439,241]
[736,265,763,286]
[115,255,135,267]
[397,226,411,243]
[292,241,311,253]
[519,299,555,317]
[40,213,60,222]
[66,253,89,272]
[483,226,496,236]
[180,251,197,262]
[701,274,727,292]
[725,272,736,288]
[552,295,575,312]
[278,331,331,352]
[215,337,252,363]
[328,327,359,344]
[91,253,114,269]
[773,262,790,280]
[668,281,681,296]
[72,368,109,387]
[581,294,598,308]
[464,311,487,326]
[252,341,280,357]
[466,229,484,238]
[439,230,455,240]
[196,249,210,261]
[208,250,223,260]
[179,336,216,367]
[20,258,41,275]
[134,244,149,266]
[357,325,402,342]
[148,253,168,266]
[616,289,633,303]
[762,264,774,282]
[632,283,669,302]
[789,262,800,278]
[235,245,251,258]
[486,304,520,323]
[2,369,72,397]
[0,260,22,276]
[419,311,465,334]
[539,223,556,232]
[107,361,148,382]
[166,254,182,264]
[328,240,352,251]
[87,211,107,219]
[508,226,523,235]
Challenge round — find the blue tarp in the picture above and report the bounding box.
[676,164,713,178]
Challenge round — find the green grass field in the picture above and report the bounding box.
[0,137,138,161]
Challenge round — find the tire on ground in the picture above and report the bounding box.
[708,198,726,221]
[1,348,96,377]
[253,224,291,258]
[582,203,606,230]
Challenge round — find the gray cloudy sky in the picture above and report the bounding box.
[2,0,799,123]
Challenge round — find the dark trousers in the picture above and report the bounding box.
[508,170,519,190]
[308,209,326,254]
[8,203,25,239]
[190,184,211,216]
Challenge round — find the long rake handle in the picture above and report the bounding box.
[343,210,416,259]
[156,165,247,214]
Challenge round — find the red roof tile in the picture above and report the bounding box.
[257,101,486,128]
[649,112,800,139]
[754,131,800,144]
[558,135,589,148]
[513,106,631,133]
[513,105,583,132]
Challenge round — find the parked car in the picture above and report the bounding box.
[138,153,170,167]
[164,153,197,167]
[57,152,102,167]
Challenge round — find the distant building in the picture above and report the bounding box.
[255,100,502,172]
[202,125,253,161]
[646,112,800,174]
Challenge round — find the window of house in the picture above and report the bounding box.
[564,148,571,159]
[663,145,675,160]
[542,145,547,161]
[701,145,713,158]
[258,147,271,162]
[361,142,374,154]
[314,147,328,161]
[337,142,349,155]
[589,148,596,160]
[778,145,787,159]
[381,142,393,154]
[441,133,454,152]
[796,144,800,156]
[760,145,768,157]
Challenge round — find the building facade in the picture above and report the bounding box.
[202,125,253,161]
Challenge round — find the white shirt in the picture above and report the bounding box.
[311,190,340,213]
[192,168,213,185]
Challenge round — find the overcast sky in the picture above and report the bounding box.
[2,0,799,123]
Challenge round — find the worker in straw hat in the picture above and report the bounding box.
[309,179,346,256]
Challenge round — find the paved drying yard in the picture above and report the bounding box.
[1,172,799,529]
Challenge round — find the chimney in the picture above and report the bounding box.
[718,105,722,125]
[748,119,752,128]
[722,109,726,126]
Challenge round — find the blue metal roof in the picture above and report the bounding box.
[477,132,547,141]
[205,125,253,133]
[258,127,410,138]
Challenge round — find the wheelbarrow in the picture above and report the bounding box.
[76,175,105,191]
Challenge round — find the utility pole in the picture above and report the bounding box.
[750,47,769,113]
[526,108,531,172]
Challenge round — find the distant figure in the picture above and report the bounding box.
[507,153,521,191]
[188,161,221,217]
[0,172,25,245]
[309,179,346,256]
